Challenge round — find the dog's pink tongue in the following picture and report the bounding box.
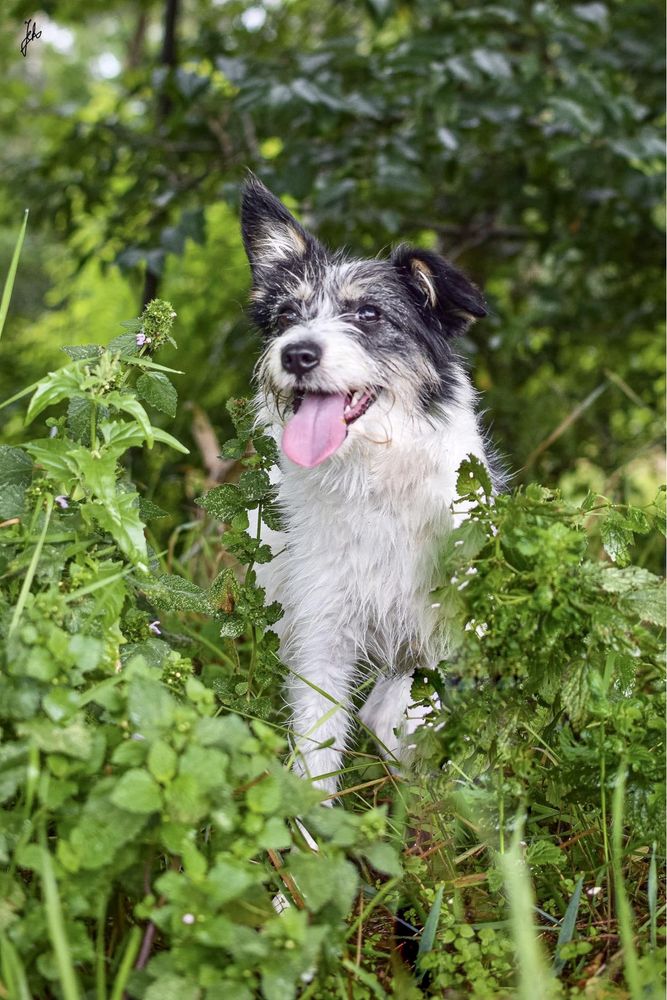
[282,392,348,467]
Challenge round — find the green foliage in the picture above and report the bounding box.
[403,457,665,997]
[2,0,663,502]
[0,1,664,994]
[0,303,393,1000]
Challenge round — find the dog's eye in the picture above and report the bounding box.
[356,304,381,322]
[276,306,299,331]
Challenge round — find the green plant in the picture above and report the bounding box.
[403,458,665,996]
[0,220,663,996]
[0,287,399,999]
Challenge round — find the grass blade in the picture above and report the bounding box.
[0,931,32,1000]
[0,209,28,342]
[499,821,557,1000]
[417,884,444,966]
[8,495,54,639]
[611,762,642,999]
[39,834,81,1000]
[552,875,583,975]
[109,926,141,1000]
[648,841,657,951]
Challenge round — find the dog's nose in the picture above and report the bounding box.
[281,341,321,377]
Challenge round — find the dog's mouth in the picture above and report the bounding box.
[282,389,377,468]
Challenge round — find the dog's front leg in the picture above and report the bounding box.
[284,627,356,797]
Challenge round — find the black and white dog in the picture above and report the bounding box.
[241,176,498,795]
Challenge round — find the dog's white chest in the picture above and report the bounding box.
[265,430,464,668]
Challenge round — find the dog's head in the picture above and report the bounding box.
[241,175,487,468]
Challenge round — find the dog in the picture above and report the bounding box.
[240,176,500,796]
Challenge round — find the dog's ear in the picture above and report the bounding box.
[241,174,320,278]
[390,245,487,337]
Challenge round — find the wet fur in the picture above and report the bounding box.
[241,176,500,794]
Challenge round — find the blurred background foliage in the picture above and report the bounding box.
[0,0,664,561]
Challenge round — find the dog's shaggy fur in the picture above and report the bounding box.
[241,177,500,794]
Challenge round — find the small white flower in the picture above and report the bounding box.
[55,495,69,509]
[136,332,152,347]
[49,426,58,438]
[587,886,602,897]
[182,913,195,925]
[149,620,161,635]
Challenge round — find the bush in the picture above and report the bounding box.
[0,299,399,999]
[0,267,664,995]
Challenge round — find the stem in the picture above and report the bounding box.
[109,926,141,1000]
[95,897,108,1000]
[245,500,263,698]
[8,495,54,638]
[135,921,157,970]
[599,729,610,870]
[498,772,505,855]
[90,399,98,449]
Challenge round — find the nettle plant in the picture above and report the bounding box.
[0,301,398,1000]
[407,459,665,995]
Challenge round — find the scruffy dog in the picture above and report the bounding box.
[241,176,498,795]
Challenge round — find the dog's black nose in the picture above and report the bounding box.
[281,341,321,376]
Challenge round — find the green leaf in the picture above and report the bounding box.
[67,798,146,870]
[110,769,163,814]
[26,367,86,424]
[70,447,118,503]
[621,585,666,627]
[67,397,93,444]
[107,332,140,356]
[361,842,403,877]
[148,740,178,784]
[128,674,176,734]
[142,573,212,614]
[0,483,25,519]
[25,438,79,483]
[238,469,271,503]
[151,427,189,454]
[18,718,93,760]
[287,855,358,914]
[246,774,281,814]
[136,372,178,418]
[61,345,103,361]
[0,446,33,488]
[86,493,147,566]
[525,840,564,866]
[553,875,583,975]
[600,511,633,565]
[143,974,200,1000]
[417,886,443,965]
[104,392,154,447]
[138,497,169,520]
[456,455,493,499]
[196,483,245,521]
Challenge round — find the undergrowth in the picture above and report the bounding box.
[0,229,664,998]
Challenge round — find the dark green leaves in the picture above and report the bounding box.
[136,372,178,417]
[456,454,493,500]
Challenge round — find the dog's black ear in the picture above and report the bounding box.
[241,174,320,278]
[390,245,487,337]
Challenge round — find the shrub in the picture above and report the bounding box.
[0,241,663,996]
[0,300,398,1000]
